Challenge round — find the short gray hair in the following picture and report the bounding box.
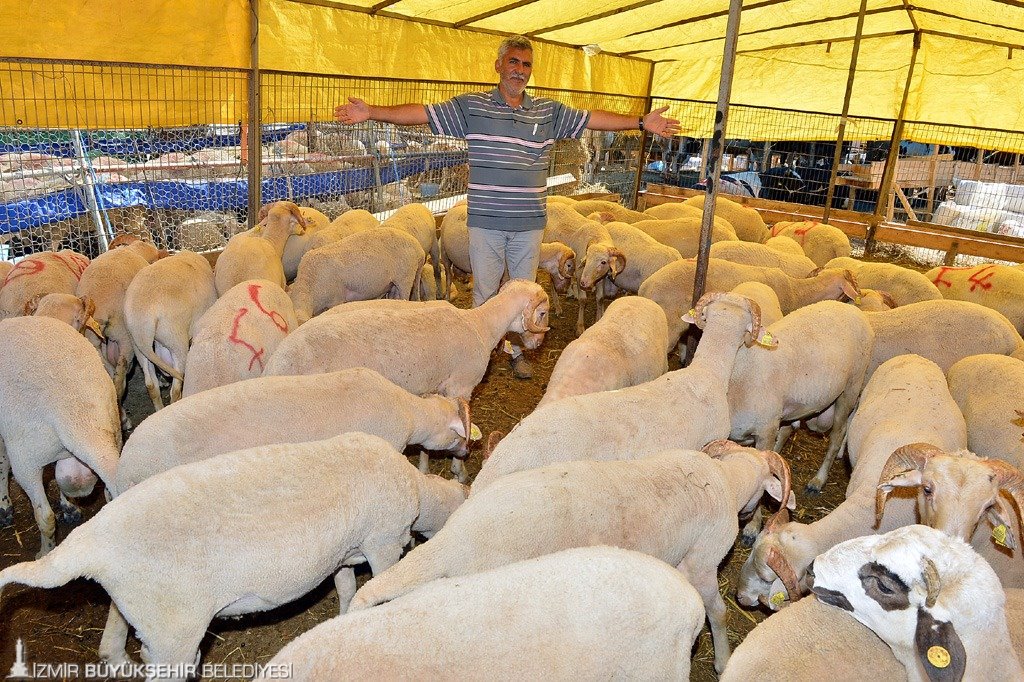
[498,35,533,60]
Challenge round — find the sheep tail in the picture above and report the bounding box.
[127,314,183,381]
[0,546,89,603]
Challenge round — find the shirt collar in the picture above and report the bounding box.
[490,87,533,110]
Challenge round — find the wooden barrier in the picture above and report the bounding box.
[639,183,1024,264]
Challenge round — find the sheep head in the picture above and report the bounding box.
[26,294,105,340]
[876,444,1023,550]
[500,280,550,348]
[683,292,777,349]
[538,242,575,293]
[737,509,813,611]
[577,242,621,290]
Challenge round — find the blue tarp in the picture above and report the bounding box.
[0,153,466,234]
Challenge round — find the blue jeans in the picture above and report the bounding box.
[467,227,545,308]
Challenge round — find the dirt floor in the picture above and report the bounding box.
[0,272,851,681]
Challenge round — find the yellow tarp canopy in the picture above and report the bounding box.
[2,0,1023,149]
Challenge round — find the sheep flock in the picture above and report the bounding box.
[1,193,1024,682]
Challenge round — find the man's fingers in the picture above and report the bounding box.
[348,96,362,105]
[652,105,670,115]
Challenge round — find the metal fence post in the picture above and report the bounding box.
[630,65,656,209]
[72,131,112,252]
[246,0,262,228]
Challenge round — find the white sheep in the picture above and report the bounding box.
[439,202,575,308]
[600,220,681,294]
[812,525,1024,681]
[769,220,852,266]
[0,250,90,319]
[0,316,121,557]
[643,201,701,220]
[824,256,942,306]
[416,263,457,301]
[76,238,157,426]
[302,208,378,252]
[728,300,874,495]
[123,250,217,410]
[259,547,705,681]
[25,293,104,338]
[265,280,550,480]
[117,367,471,490]
[630,214,738,258]
[288,226,425,324]
[764,234,805,256]
[710,240,817,277]
[214,201,306,295]
[924,263,1024,334]
[570,198,648,222]
[352,443,792,673]
[538,296,668,408]
[472,292,775,492]
[544,201,625,335]
[172,211,243,252]
[0,432,467,673]
[381,202,442,299]
[279,205,331,281]
[182,279,298,397]
[638,258,861,357]
[729,281,783,326]
[684,194,770,243]
[865,299,1024,377]
[947,354,1024,465]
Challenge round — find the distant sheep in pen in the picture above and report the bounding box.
[925,263,1024,335]
[769,221,852,266]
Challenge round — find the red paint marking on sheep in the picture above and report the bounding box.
[967,264,996,292]
[247,283,288,332]
[51,252,88,280]
[227,307,266,371]
[4,259,45,284]
[932,264,990,289]
[792,222,818,246]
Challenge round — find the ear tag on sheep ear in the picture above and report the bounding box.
[502,340,514,354]
[927,646,951,669]
[470,424,483,441]
[993,524,1009,547]
[682,308,697,324]
[854,296,863,305]
[769,591,786,608]
[755,331,776,349]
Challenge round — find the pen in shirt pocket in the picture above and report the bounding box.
[533,123,538,135]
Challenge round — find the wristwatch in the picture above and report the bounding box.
[638,116,645,131]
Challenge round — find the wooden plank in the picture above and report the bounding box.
[876,220,1024,263]
[893,184,918,221]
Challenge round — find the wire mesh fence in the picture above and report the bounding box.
[1,56,1021,265]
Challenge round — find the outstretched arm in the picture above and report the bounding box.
[334,97,429,126]
[587,105,680,138]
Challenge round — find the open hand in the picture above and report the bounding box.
[643,105,681,138]
[334,97,370,125]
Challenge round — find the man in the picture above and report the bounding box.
[335,35,679,379]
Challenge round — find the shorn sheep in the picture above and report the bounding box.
[684,194,769,243]
[925,262,1024,334]
[0,249,89,319]
[710,240,817,277]
[260,547,705,682]
[381,202,442,298]
[947,354,1024,465]
[116,367,473,491]
[0,433,467,675]
[352,443,792,673]
[472,292,775,492]
[769,220,852,266]
[214,201,306,295]
[812,525,1024,681]
[825,256,942,306]
[182,279,298,396]
[630,214,738,258]
[538,296,668,408]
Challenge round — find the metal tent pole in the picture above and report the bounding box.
[247,0,262,228]
[823,0,868,223]
[868,31,920,253]
[630,65,656,209]
[72,131,112,251]
[685,0,743,363]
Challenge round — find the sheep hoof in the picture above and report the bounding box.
[57,501,83,526]
[804,480,824,496]
[740,527,759,547]
[0,507,13,528]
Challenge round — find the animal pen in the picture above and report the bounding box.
[2,0,1024,680]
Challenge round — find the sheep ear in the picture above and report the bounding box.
[765,478,797,510]
[914,607,966,682]
[987,500,1018,550]
[766,577,790,611]
[682,308,698,324]
[23,294,43,316]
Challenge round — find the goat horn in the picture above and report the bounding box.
[765,544,802,602]
[761,449,792,516]
[984,459,1024,541]
[875,443,945,528]
[922,557,941,608]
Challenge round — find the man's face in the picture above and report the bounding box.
[495,47,533,98]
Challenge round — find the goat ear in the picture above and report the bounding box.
[764,478,797,510]
[915,607,966,682]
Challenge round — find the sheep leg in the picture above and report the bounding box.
[137,616,207,682]
[418,450,430,474]
[139,355,164,411]
[362,539,404,577]
[334,567,357,615]
[56,491,83,526]
[98,603,134,666]
[686,565,732,674]
[806,394,856,495]
[575,289,587,337]
[431,243,443,300]
[450,456,468,484]
[739,507,764,547]
[550,285,562,317]
[166,337,189,405]
[773,423,797,452]
[0,438,12,528]
[12,459,56,558]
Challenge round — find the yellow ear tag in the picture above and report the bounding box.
[470,424,482,441]
[854,296,863,305]
[502,340,514,354]
[684,308,696,320]
[927,645,951,669]
[756,331,776,348]
[993,524,1009,547]
[769,591,786,607]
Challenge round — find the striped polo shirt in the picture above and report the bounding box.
[426,88,590,231]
